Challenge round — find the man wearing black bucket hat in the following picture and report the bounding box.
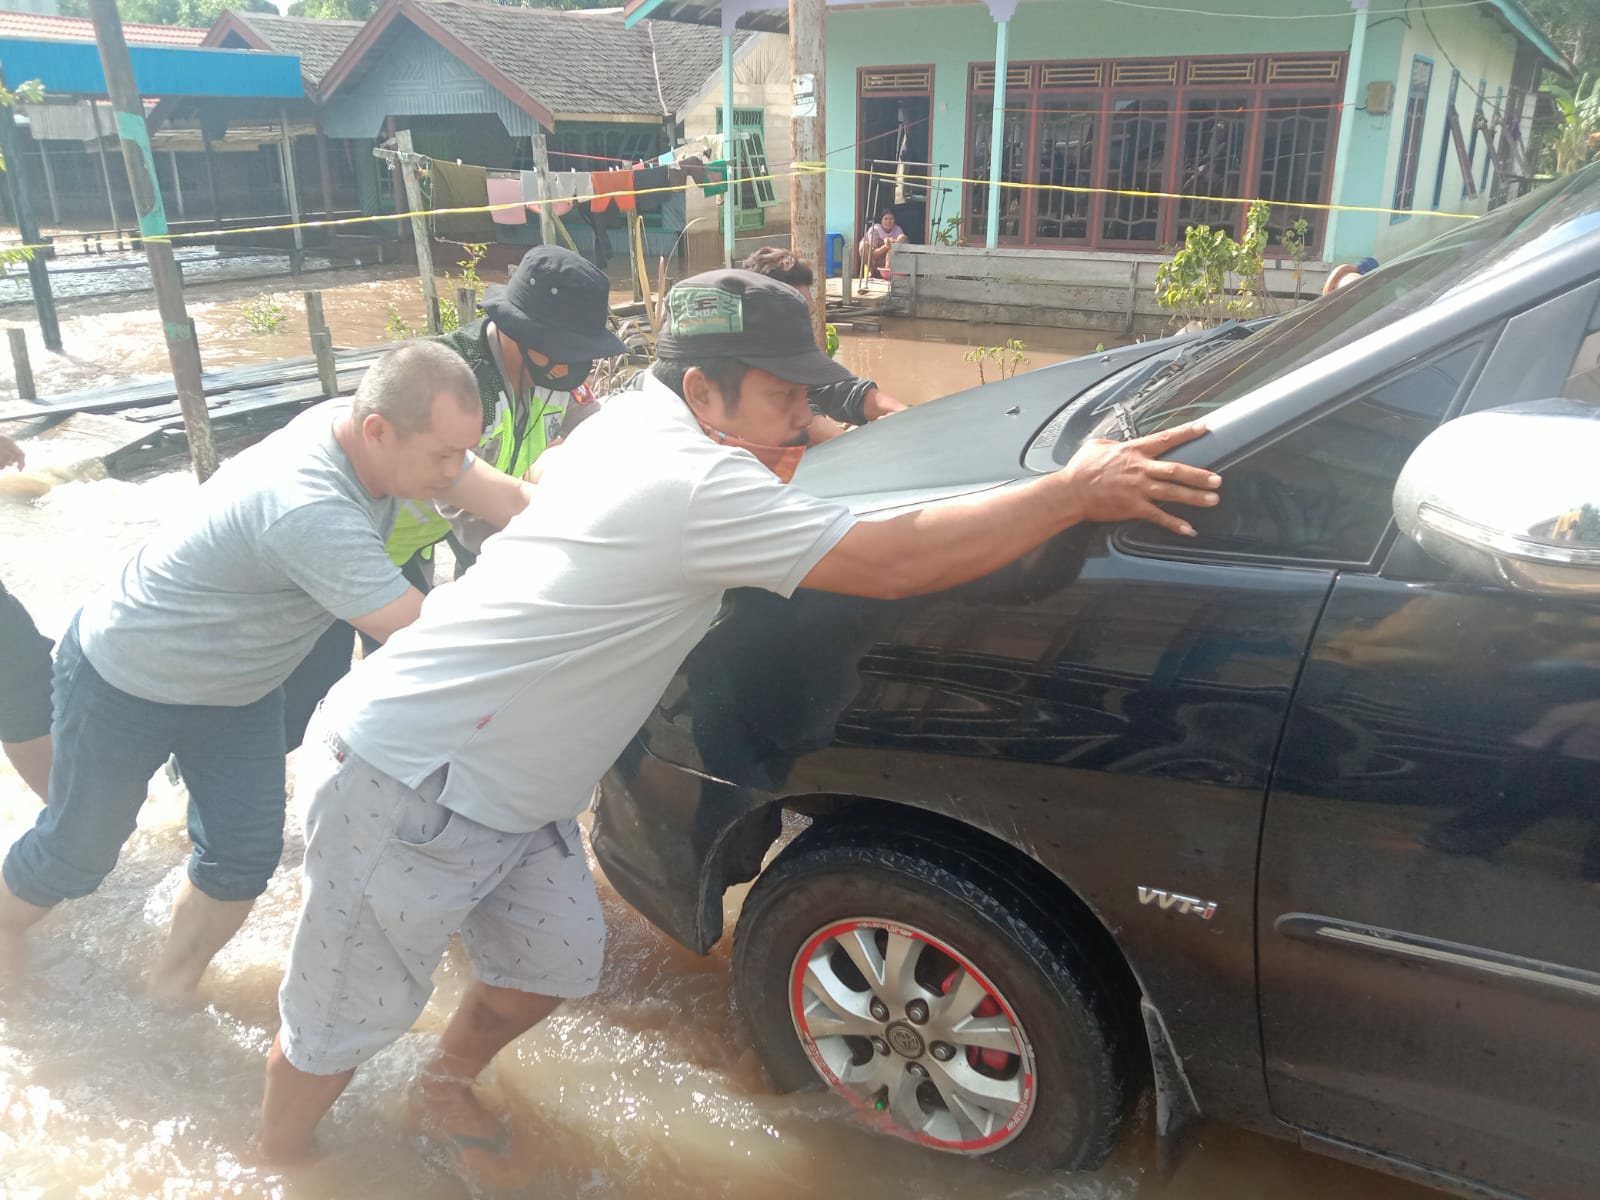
[279,246,627,749]
[411,244,627,557]
[257,268,1225,1180]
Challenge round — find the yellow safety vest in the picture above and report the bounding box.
[382,323,574,565]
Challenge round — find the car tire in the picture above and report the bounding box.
[732,826,1126,1172]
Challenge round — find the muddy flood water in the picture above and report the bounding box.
[0,262,1099,404]
[0,267,1438,1200]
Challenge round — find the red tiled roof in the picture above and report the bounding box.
[0,12,207,48]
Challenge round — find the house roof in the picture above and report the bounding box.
[623,0,787,33]
[319,0,741,126]
[0,11,207,47]
[205,12,363,91]
[623,0,1573,74]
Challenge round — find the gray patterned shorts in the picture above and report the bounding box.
[277,730,606,1076]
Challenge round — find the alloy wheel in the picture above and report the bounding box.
[788,918,1038,1153]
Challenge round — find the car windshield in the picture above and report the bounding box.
[1094,165,1600,439]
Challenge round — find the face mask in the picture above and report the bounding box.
[521,350,594,393]
[697,419,806,484]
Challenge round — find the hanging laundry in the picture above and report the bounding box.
[698,160,730,198]
[523,170,585,216]
[632,166,672,214]
[486,175,526,225]
[581,202,614,269]
[589,169,637,213]
[674,156,707,186]
[427,160,492,238]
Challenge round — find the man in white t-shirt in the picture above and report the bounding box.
[254,269,1224,1176]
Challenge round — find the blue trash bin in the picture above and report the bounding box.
[825,232,844,277]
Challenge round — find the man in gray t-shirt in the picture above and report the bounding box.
[255,269,1224,1168]
[0,341,537,998]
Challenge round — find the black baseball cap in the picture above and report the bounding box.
[481,245,627,360]
[657,269,852,386]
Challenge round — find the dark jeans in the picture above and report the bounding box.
[0,577,53,744]
[3,619,288,907]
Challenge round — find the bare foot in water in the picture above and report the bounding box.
[404,1075,536,1192]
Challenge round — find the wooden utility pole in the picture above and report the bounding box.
[0,70,61,351]
[89,0,215,479]
[393,128,439,333]
[789,0,827,347]
[531,130,555,246]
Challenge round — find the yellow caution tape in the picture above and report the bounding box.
[793,162,1482,222]
[0,159,1485,257]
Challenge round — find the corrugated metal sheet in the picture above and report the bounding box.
[18,100,99,141]
[322,21,539,139]
[0,38,303,99]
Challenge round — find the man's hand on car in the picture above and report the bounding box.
[1060,420,1220,537]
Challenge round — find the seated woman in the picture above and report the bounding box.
[859,209,908,275]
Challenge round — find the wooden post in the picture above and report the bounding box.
[88,100,122,246]
[0,72,60,351]
[38,139,61,226]
[9,328,36,400]
[316,125,335,219]
[278,106,304,275]
[201,134,222,227]
[531,131,555,246]
[304,290,338,398]
[455,285,477,326]
[627,211,643,302]
[393,129,439,334]
[89,0,215,481]
[789,0,827,347]
[166,148,185,219]
[842,225,853,305]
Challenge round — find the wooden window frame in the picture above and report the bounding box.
[1392,55,1435,223]
[962,53,1344,254]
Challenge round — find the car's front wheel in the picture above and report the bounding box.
[732,826,1127,1171]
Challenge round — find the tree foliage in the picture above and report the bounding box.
[60,0,276,21]
[1542,72,1600,172]
[1523,0,1600,76]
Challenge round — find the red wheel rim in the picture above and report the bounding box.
[788,918,1037,1154]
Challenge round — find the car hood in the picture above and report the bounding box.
[791,338,1171,515]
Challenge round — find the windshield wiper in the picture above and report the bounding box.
[1123,320,1243,409]
[1107,399,1138,441]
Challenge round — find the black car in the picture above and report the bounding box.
[594,166,1600,1200]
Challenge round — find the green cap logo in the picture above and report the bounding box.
[668,286,745,337]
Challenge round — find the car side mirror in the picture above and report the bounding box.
[1394,399,1600,597]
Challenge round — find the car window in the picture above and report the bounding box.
[1126,344,1479,564]
[1103,166,1600,438]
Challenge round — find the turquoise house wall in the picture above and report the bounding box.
[1328,16,1405,262]
[824,0,1358,245]
[825,0,1532,263]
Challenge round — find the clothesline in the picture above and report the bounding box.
[375,144,734,239]
[374,133,721,177]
